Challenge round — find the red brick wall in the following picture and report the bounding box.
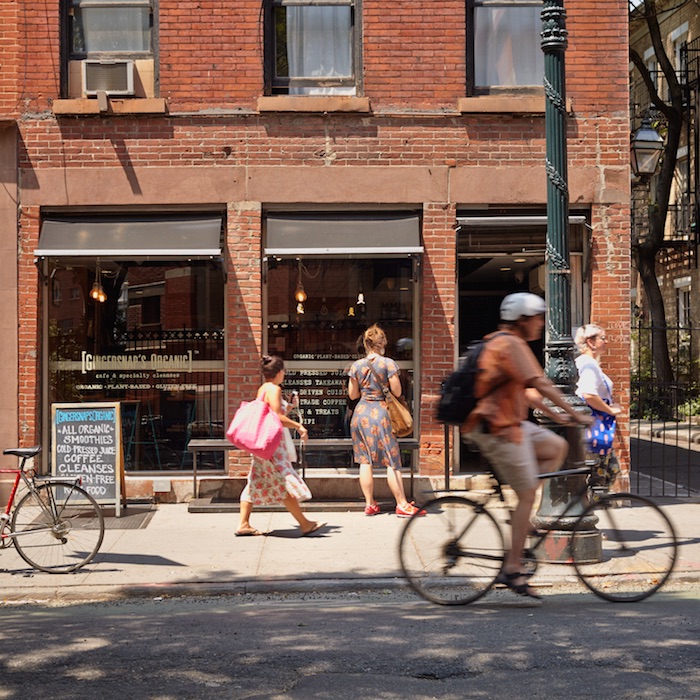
[225,203,263,475]
[420,202,457,475]
[363,1,466,108]
[0,1,20,119]
[17,207,41,443]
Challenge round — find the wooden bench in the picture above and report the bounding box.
[187,437,421,499]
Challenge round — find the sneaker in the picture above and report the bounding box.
[396,502,427,518]
[364,502,381,516]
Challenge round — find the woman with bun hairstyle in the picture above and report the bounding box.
[348,324,425,518]
[236,355,325,537]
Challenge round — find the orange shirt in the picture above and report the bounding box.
[462,330,544,443]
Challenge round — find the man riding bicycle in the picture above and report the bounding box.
[463,293,590,600]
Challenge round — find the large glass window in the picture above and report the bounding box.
[70,0,153,57]
[267,0,359,95]
[468,0,543,93]
[266,257,415,442]
[47,259,225,472]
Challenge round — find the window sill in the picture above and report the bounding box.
[257,96,370,113]
[52,98,167,116]
[458,95,572,114]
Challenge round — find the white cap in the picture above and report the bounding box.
[499,293,546,321]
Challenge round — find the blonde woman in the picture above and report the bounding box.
[574,324,622,458]
[348,324,425,518]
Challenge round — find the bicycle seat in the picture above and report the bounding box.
[3,446,41,459]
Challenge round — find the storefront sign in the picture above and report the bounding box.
[51,402,125,515]
[284,369,351,439]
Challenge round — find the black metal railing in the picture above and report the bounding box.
[630,321,700,497]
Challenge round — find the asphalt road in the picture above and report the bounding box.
[630,437,700,496]
[1,586,699,700]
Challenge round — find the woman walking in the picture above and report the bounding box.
[236,355,325,537]
[575,324,622,486]
[348,324,425,517]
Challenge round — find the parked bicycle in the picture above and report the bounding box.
[0,446,105,573]
[399,463,678,605]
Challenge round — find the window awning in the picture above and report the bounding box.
[34,215,223,260]
[265,213,423,256]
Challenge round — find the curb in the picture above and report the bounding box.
[2,571,698,605]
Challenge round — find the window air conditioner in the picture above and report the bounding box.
[82,60,135,96]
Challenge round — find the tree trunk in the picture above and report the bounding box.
[636,245,674,389]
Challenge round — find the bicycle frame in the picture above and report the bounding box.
[1,465,82,541]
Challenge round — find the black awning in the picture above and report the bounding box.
[265,213,423,256]
[35,215,223,260]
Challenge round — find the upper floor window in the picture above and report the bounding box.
[468,0,543,94]
[266,0,360,95]
[70,0,153,58]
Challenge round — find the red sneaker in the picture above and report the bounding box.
[396,502,427,518]
[364,502,381,516]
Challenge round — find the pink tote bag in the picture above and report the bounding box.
[226,399,283,460]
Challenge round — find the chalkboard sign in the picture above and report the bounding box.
[52,402,125,516]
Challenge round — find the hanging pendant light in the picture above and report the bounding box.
[90,261,107,303]
[294,259,307,303]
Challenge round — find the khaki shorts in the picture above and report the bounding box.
[465,420,562,493]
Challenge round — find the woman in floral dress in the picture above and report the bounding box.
[348,324,425,517]
[236,355,325,537]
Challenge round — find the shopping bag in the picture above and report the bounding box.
[226,399,283,460]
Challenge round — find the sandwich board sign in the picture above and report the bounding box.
[51,402,126,516]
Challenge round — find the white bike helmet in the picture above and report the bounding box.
[499,293,546,321]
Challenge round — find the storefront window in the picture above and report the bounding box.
[266,257,415,446]
[47,260,225,471]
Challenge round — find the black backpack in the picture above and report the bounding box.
[436,333,507,425]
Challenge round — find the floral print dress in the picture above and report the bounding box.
[349,355,403,470]
[241,399,312,505]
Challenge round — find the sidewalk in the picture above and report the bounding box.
[1,499,698,603]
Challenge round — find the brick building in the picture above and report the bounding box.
[0,0,631,501]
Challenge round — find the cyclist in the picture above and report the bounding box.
[463,292,590,600]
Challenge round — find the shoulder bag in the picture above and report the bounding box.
[226,398,284,460]
[366,359,413,438]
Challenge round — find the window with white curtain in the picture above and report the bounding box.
[70,0,153,57]
[268,0,359,95]
[469,0,543,92]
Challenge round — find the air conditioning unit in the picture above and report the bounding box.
[82,60,135,96]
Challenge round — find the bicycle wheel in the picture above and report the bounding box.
[399,495,504,605]
[571,493,677,602]
[11,482,105,573]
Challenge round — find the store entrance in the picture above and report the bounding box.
[458,255,545,472]
[455,211,588,473]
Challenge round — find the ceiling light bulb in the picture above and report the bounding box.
[296,302,305,314]
[90,282,101,300]
[356,292,365,305]
[295,282,307,303]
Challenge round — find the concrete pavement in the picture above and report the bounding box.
[1,497,698,604]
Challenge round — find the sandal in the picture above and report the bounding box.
[496,571,542,600]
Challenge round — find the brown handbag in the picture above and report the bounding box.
[366,359,413,437]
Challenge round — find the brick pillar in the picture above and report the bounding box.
[17,207,41,446]
[589,202,631,490]
[225,201,263,476]
[419,202,457,476]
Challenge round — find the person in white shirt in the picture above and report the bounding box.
[574,325,622,472]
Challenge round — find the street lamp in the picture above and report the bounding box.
[534,0,599,561]
[631,116,664,176]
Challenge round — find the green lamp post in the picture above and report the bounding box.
[532,0,599,561]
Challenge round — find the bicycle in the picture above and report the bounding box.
[1,446,105,573]
[399,463,678,605]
